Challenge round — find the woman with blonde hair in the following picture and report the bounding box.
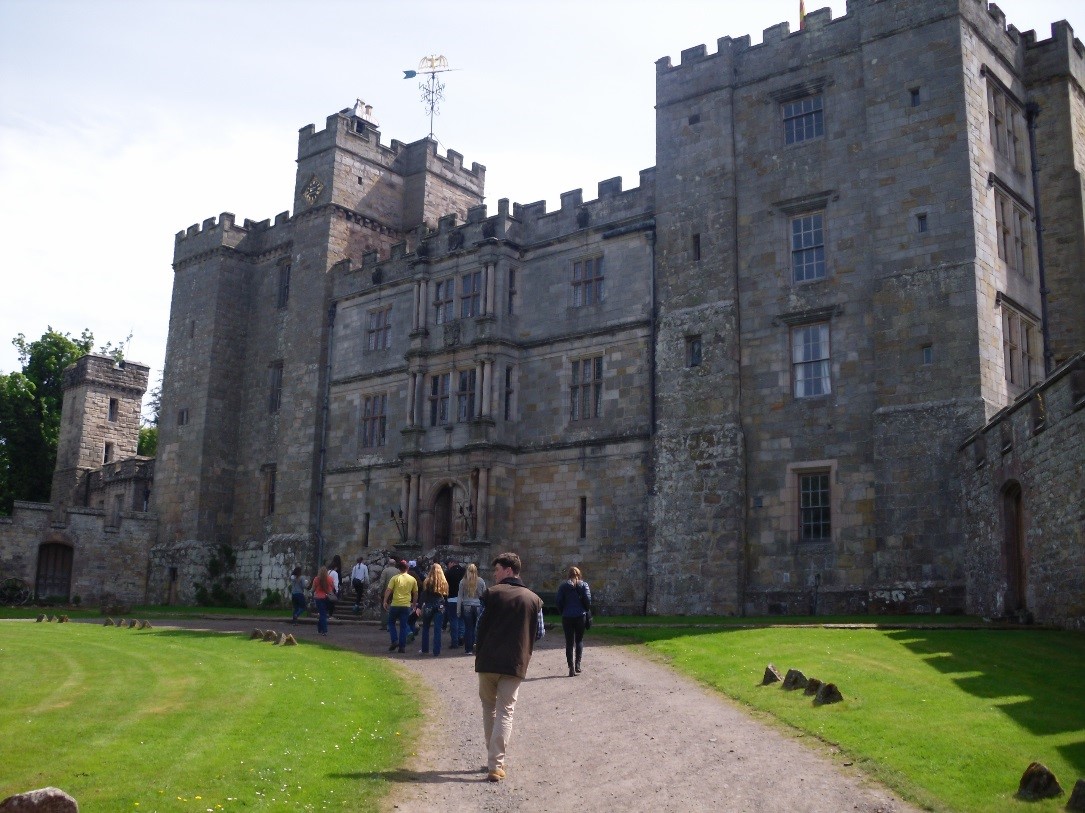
[418,562,449,656]
[310,565,336,636]
[555,565,591,676]
[456,563,486,654]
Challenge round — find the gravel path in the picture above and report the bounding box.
[162,617,921,813]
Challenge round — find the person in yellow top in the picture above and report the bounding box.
[383,559,418,653]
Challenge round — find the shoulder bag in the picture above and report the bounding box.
[579,583,593,629]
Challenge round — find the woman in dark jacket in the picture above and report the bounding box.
[555,566,591,677]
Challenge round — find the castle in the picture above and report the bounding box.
[2,0,1082,626]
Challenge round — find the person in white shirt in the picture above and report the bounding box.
[351,556,370,613]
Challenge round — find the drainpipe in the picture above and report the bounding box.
[1025,102,1054,376]
[314,301,337,571]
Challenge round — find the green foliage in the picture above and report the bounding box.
[0,623,419,810]
[137,425,158,456]
[599,625,1085,812]
[259,588,286,609]
[0,327,94,513]
[194,543,247,608]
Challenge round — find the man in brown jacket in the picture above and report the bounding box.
[474,551,545,782]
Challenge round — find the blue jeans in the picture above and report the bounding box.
[461,604,480,653]
[388,606,412,649]
[291,592,306,621]
[446,600,463,646]
[315,597,330,634]
[421,607,444,654]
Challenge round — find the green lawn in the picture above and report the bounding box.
[0,620,419,811]
[595,624,1085,812]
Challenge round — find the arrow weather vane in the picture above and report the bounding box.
[403,55,454,140]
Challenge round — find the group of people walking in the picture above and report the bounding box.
[290,551,592,784]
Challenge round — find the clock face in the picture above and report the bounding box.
[302,175,324,204]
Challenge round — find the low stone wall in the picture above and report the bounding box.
[960,354,1085,629]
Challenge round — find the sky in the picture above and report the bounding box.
[0,0,1077,407]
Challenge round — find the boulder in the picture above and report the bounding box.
[1016,762,1062,800]
[102,618,115,627]
[813,682,843,705]
[0,786,79,812]
[57,616,69,623]
[35,614,45,623]
[782,669,808,690]
[281,634,297,646]
[250,629,264,640]
[1066,778,1085,811]
[126,619,138,629]
[760,664,783,685]
[262,630,278,642]
[803,678,823,696]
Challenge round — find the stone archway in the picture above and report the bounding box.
[36,542,73,602]
[433,485,454,550]
[1001,481,1026,617]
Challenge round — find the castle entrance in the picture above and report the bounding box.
[35,542,73,602]
[1001,482,1026,617]
[433,486,453,549]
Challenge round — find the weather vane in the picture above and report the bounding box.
[403,55,454,140]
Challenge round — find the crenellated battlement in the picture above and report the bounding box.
[655,1,1072,108]
[62,354,149,396]
[1024,19,1085,90]
[173,210,292,265]
[297,109,485,188]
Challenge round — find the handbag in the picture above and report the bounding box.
[579,584,593,629]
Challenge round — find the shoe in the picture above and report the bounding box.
[569,667,576,677]
[465,649,473,655]
[388,644,398,651]
[575,663,582,673]
[398,646,405,653]
[487,768,505,782]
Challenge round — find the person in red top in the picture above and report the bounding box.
[310,566,336,636]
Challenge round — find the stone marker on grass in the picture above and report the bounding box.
[263,630,278,642]
[760,664,783,685]
[813,682,843,705]
[782,669,808,690]
[1016,761,1062,800]
[804,678,823,696]
[0,785,79,812]
[1066,778,1085,811]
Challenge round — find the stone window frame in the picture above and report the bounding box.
[104,442,114,464]
[770,78,829,147]
[996,292,1040,395]
[456,368,477,422]
[570,355,604,422]
[361,392,387,448]
[784,459,838,545]
[773,190,837,285]
[262,464,276,516]
[276,261,291,310]
[460,270,482,319]
[177,408,189,427]
[990,178,1034,280]
[429,371,451,427]
[433,279,454,325]
[267,360,284,414]
[366,305,392,352]
[108,398,119,422]
[572,256,604,307]
[504,364,515,422]
[507,267,517,315]
[982,67,1024,170]
[776,305,840,400]
[685,335,703,368]
[791,322,832,398]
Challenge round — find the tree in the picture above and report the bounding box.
[0,327,93,514]
[137,374,161,457]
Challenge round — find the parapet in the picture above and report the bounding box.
[1024,19,1085,89]
[62,354,149,396]
[173,210,294,266]
[298,108,484,195]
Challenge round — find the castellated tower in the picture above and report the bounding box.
[51,354,149,510]
[649,0,1060,615]
[155,105,484,572]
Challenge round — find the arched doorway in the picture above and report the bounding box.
[36,543,73,602]
[1001,481,1026,616]
[433,485,454,550]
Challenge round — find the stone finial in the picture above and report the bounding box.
[281,634,298,646]
[262,630,278,642]
[1017,762,1063,800]
[760,664,783,685]
[36,614,45,623]
[782,669,808,690]
[803,678,823,696]
[250,629,264,640]
[1066,778,1085,811]
[0,785,79,812]
[813,682,844,705]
